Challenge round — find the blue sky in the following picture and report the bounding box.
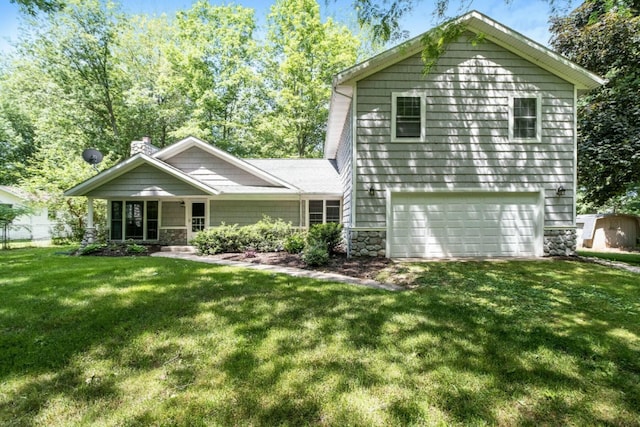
[0,0,560,54]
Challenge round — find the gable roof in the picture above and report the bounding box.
[64,153,221,197]
[324,10,606,159]
[64,137,344,198]
[153,136,299,191]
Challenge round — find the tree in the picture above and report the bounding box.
[550,0,640,209]
[0,204,32,249]
[260,0,359,157]
[10,0,64,15]
[169,1,259,155]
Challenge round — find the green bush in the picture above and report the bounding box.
[302,243,329,267]
[125,242,148,255]
[284,232,306,254]
[78,243,107,255]
[191,217,296,255]
[307,223,343,254]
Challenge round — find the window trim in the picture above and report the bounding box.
[391,91,427,142]
[509,94,542,142]
[306,199,342,227]
[109,200,160,241]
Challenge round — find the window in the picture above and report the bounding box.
[110,200,159,241]
[147,201,158,240]
[111,201,123,240]
[308,200,341,226]
[392,92,426,141]
[191,202,205,232]
[125,201,144,240]
[510,95,541,141]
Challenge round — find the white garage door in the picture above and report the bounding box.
[389,192,541,258]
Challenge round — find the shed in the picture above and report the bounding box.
[576,214,640,250]
[0,186,53,241]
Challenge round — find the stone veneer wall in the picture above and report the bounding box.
[160,229,188,245]
[350,230,386,257]
[543,228,577,256]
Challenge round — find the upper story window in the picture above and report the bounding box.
[392,92,426,142]
[510,95,541,141]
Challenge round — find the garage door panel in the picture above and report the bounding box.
[390,192,540,258]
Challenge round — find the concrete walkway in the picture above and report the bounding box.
[151,252,404,292]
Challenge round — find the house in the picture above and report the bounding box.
[65,11,605,258]
[0,186,53,241]
[577,214,640,250]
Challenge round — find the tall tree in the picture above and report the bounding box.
[260,0,359,157]
[550,0,640,209]
[169,1,259,154]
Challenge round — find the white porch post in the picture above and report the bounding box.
[87,197,94,229]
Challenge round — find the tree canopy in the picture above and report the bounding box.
[550,0,640,211]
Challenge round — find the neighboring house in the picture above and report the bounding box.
[577,214,640,250]
[0,186,52,241]
[65,11,605,258]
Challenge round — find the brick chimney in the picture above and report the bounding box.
[130,136,159,156]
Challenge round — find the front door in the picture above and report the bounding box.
[188,201,206,242]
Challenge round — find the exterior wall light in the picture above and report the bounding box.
[556,185,566,196]
[368,186,375,196]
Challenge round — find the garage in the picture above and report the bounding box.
[388,191,543,258]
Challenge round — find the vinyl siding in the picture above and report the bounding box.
[355,33,576,228]
[87,164,208,198]
[161,201,185,227]
[165,146,276,188]
[335,104,353,226]
[210,200,301,227]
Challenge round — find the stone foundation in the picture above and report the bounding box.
[350,230,386,257]
[80,227,97,248]
[544,228,577,257]
[160,229,188,245]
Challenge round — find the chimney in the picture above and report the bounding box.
[130,136,159,156]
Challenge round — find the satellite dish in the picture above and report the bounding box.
[82,148,103,171]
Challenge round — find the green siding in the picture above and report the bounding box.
[354,33,576,228]
[87,164,208,198]
[210,200,301,226]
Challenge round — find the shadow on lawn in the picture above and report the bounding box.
[0,250,639,425]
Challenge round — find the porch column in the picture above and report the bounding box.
[81,197,96,247]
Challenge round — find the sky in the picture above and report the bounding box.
[0,0,563,54]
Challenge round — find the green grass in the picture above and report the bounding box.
[578,249,640,266]
[1,248,639,426]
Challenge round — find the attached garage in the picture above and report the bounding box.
[388,191,543,258]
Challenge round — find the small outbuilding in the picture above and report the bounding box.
[576,214,640,250]
[0,186,53,241]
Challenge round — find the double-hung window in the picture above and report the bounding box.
[510,95,541,141]
[308,200,341,226]
[392,92,426,141]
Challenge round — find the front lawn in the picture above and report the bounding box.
[1,248,639,425]
[578,249,640,266]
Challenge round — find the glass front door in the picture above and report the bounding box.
[188,201,206,241]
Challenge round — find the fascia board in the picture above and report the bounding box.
[154,136,300,191]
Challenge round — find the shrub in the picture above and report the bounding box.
[284,232,306,254]
[302,243,329,267]
[190,217,296,255]
[307,223,343,254]
[78,243,107,255]
[190,223,247,255]
[126,242,148,255]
